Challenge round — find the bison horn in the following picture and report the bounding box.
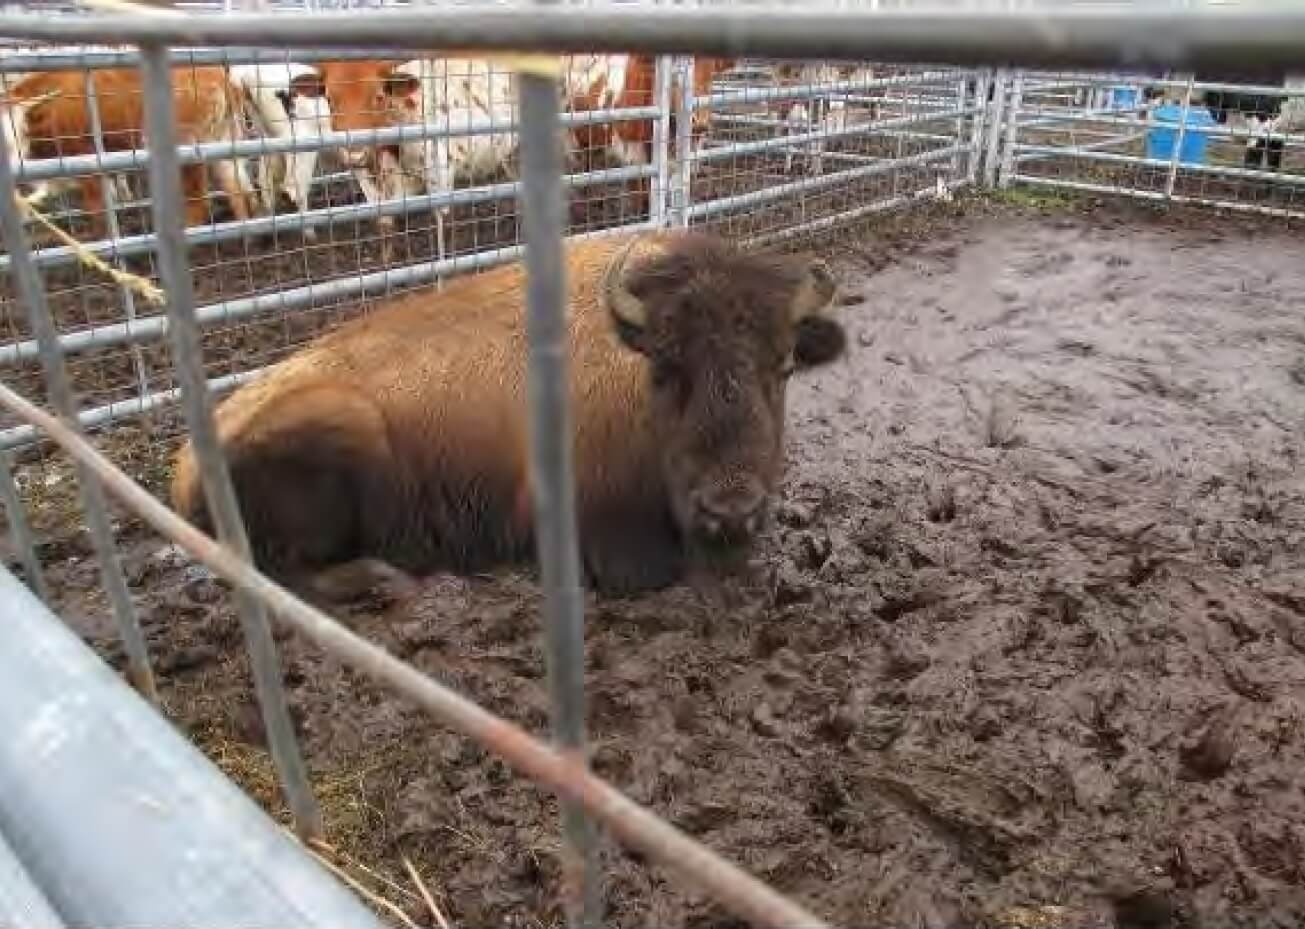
[602,235,648,330]
[791,259,838,322]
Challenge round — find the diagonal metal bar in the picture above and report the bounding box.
[137,42,321,840]
[518,67,602,928]
[0,96,156,701]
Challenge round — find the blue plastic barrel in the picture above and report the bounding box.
[1147,102,1216,165]
[1110,85,1140,110]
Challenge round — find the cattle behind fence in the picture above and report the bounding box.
[3,4,1305,928]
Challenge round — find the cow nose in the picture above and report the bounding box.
[691,482,767,543]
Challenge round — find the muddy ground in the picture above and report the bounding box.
[12,195,1305,928]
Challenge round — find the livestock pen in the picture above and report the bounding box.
[0,4,1304,928]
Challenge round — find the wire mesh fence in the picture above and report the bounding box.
[2,2,1305,926]
[1005,68,1305,216]
[0,49,976,458]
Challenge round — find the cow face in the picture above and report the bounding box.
[602,234,845,550]
[315,62,420,168]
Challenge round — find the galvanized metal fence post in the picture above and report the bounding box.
[649,55,674,227]
[982,67,1010,187]
[1165,75,1196,200]
[517,65,601,928]
[967,68,992,184]
[0,450,48,602]
[673,55,694,228]
[137,42,322,841]
[0,103,157,702]
[952,72,969,180]
[998,70,1025,188]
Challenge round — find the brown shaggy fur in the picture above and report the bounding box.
[171,231,844,596]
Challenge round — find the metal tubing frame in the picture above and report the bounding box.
[673,55,694,229]
[982,67,1010,187]
[7,106,662,185]
[689,104,976,166]
[741,177,969,250]
[687,142,965,221]
[966,69,992,184]
[517,69,601,928]
[1012,142,1305,188]
[649,54,673,227]
[3,9,1305,72]
[0,222,656,450]
[1164,75,1196,201]
[0,563,385,929]
[1010,172,1305,221]
[0,216,652,370]
[137,42,322,841]
[0,96,157,703]
[694,69,961,112]
[0,162,656,273]
[997,70,1026,190]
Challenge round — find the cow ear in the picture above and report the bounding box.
[791,259,845,368]
[602,237,651,354]
[289,72,326,99]
[384,72,422,100]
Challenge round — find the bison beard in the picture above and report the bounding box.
[171,232,846,601]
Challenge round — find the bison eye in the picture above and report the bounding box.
[651,360,681,388]
[779,356,797,380]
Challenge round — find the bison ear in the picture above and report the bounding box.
[602,236,651,353]
[794,316,847,368]
[791,259,845,368]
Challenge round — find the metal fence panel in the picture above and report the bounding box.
[0,564,385,929]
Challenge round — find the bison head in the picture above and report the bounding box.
[603,233,845,551]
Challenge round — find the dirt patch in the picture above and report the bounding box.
[13,197,1305,928]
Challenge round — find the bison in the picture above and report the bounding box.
[170,230,847,599]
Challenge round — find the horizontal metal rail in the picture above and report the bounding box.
[692,106,974,165]
[0,380,830,929]
[1011,172,1305,221]
[0,222,653,446]
[688,142,964,220]
[0,564,385,928]
[8,106,661,185]
[0,45,483,71]
[1,9,1305,71]
[741,177,968,249]
[1013,142,1305,187]
[696,70,962,110]
[1016,105,1305,147]
[1,162,654,273]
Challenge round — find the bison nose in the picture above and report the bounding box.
[692,483,767,543]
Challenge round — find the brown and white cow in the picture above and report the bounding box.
[170,230,846,599]
[564,55,733,168]
[0,66,256,237]
[563,55,733,211]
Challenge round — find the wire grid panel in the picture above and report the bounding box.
[684,60,979,247]
[1005,69,1305,217]
[0,47,680,459]
[0,50,981,461]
